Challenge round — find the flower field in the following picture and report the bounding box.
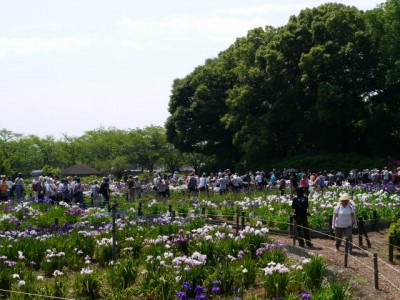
[0,183,399,299]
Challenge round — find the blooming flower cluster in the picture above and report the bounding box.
[80,267,93,274]
[53,270,64,277]
[172,251,207,270]
[97,237,114,246]
[256,242,287,256]
[45,248,66,259]
[261,262,290,275]
[238,226,269,239]
[177,280,209,300]
[65,206,85,216]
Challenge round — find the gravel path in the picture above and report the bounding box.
[272,229,400,300]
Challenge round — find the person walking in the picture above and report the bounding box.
[91,180,100,206]
[126,175,135,202]
[332,193,357,254]
[291,187,313,247]
[134,176,142,199]
[99,177,110,206]
[0,175,9,201]
[14,173,24,200]
[278,177,286,196]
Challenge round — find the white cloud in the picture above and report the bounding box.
[218,0,380,17]
[0,36,82,58]
[117,14,268,44]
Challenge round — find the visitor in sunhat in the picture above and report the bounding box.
[332,193,357,254]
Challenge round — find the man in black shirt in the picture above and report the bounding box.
[291,187,313,247]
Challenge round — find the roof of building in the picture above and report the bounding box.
[60,164,100,176]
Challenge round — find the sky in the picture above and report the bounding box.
[0,0,382,138]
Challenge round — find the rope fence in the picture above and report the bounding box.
[248,215,400,292]
[0,288,75,300]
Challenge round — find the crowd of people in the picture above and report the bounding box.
[1,166,399,204]
[0,166,394,254]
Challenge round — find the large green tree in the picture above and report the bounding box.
[167,1,400,167]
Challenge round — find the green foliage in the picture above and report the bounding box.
[262,263,290,298]
[73,270,102,300]
[106,257,138,291]
[166,1,400,167]
[0,265,12,298]
[312,280,352,300]
[267,153,384,175]
[303,255,325,291]
[94,238,114,267]
[388,218,400,253]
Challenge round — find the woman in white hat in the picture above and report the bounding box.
[332,193,357,254]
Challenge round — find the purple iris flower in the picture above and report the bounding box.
[195,294,206,300]
[182,280,192,290]
[212,280,220,285]
[194,285,203,294]
[177,291,187,299]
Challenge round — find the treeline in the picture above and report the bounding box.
[0,126,207,178]
[166,1,400,170]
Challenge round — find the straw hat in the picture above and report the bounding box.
[339,193,351,201]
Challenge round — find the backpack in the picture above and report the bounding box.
[188,177,197,188]
[127,179,134,189]
[293,196,307,214]
[32,181,41,192]
[0,181,7,192]
[61,185,70,199]
[319,179,325,188]
[99,183,106,194]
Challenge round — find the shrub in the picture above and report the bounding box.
[388,218,400,254]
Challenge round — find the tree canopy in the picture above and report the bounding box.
[166,1,400,170]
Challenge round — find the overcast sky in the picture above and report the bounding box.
[0,0,381,138]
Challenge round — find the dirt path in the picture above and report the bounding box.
[272,229,400,300]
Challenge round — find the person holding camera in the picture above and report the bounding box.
[291,187,313,247]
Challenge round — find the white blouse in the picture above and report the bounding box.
[334,204,354,228]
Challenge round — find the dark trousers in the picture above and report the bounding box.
[294,215,312,246]
[335,226,353,251]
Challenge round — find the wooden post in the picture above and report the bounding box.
[289,216,293,238]
[172,210,175,221]
[328,215,334,237]
[293,219,297,246]
[168,204,172,214]
[344,237,349,268]
[358,217,363,247]
[374,253,379,289]
[138,201,143,216]
[241,211,245,228]
[111,202,118,261]
[54,218,58,226]
[389,235,394,264]
[236,212,239,235]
